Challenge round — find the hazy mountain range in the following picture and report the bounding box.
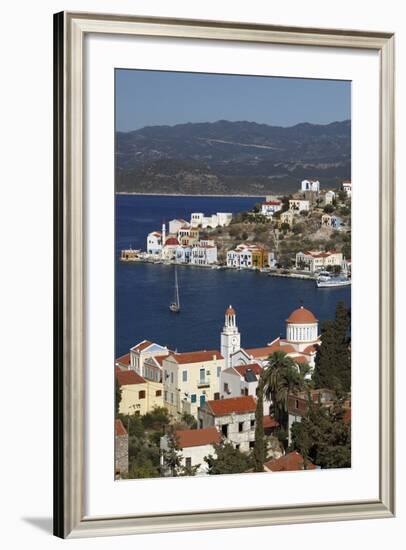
[116,119,351,195]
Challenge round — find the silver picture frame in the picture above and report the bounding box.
[53,11,395,538]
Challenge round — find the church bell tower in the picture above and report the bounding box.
[221,305,241,369]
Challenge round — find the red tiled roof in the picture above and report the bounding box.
[263,415,279,429]
[165,237,179,246]
[262,200,282,206]
[225,305,235,315]
[245,340,296,359]
[264,451,316,472]
[150,231,161,237]
[153,355,169,366]
[115,353,130,366]
[115,419,127,437]
[293,356,308,364]
[131,340,153,353]
[303,344,318,354]
[206,396,256,416]
[175,427,221,449]
[170,350,223,365]
[234,363,262,377]
[116,369,145,387]
[286,306,318,324]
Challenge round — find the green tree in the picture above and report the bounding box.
[205,442,252,475]
[142,406,170,431]
[115,377,122,416]
[313,301,351,392]
[323,204,335,214]
[161,430,184,477]
[262,351,306,433]
[290,398,351,469]
[180,412,198,429]
[253,377,265,472]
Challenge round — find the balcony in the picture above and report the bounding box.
[197,379,210,388]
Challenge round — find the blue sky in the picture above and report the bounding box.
[115,69,351,132]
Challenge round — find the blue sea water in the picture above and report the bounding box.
[115,194,351,357]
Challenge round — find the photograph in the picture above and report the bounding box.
[114,69,352,480]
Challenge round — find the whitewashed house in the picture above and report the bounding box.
[261,200,283,218]
[226,244,252,268]
[190,241,218,265]
[160,427,221,476]
[190,213,204,227]
[301,179,320,192]
[175,245,192,263]
[324,190,336,205]
[198,396,257,453]
[190,212,232,229]
[146,231,162,255]
[342,181,352,197]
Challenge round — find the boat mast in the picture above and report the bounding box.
[174,267,180,308]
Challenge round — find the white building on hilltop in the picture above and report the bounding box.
[261,200,283,218]
[342,181,352,197]
[190,212,232,229]
[301,179,320,192]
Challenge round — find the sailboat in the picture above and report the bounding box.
[169,266,181,313]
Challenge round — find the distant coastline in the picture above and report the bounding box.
[116,192,266,198]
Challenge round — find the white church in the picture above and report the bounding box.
[220,304,321,374]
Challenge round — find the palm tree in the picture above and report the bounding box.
[262,351,308,432]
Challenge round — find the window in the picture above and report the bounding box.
[238,422,244,433]
[139,390,146,399]
[224,382,229,394]
[182,370,188,382]
[235,444,240,450]
[249,441,255,449]
[191,394,196,403]
[164,391,167,401]
[250,419,255,429]
[170,372,174,384]
[170,393,174,404]
[185,457,192,469]
[222,424,228,437]
[217,366,221,377]
[199,368,205,382]
[213,392,220,401]
[155,390,162,397]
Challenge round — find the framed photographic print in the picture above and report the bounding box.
[54,12,395,538]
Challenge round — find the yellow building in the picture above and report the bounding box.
[162,350,225,418]
[116,368,164,416]
[250,246,268,269]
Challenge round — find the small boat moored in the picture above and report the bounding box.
[316,270,351,288]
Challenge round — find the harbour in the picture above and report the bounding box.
[115,194,351,357]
